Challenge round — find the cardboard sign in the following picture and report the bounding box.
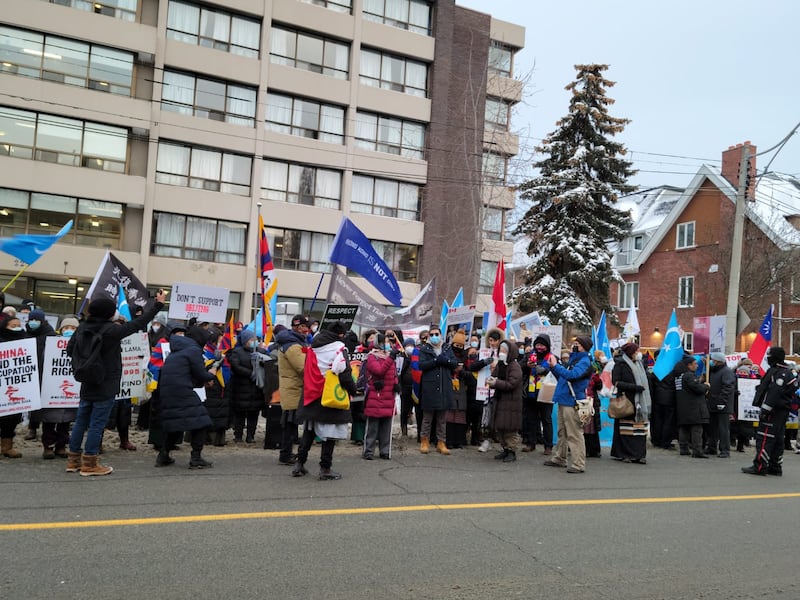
[321,304,359,332]
[168,282,229,323]
[40,337,80,408]
[0,338,41,416]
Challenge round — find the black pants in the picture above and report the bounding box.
[651,403,677,448]
[42,422,71,450]
[531,402,554,449]
[296,422,335,469]
[166,428,206,453]
[136,399,151,430]
[753,408,788,473]
[706,412,731,454]
[279,410,298,462]
[233,410,259,441]
[466,400,484,445]
[0,414,22,439]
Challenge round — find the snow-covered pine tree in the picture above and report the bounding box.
[511,64,636,328]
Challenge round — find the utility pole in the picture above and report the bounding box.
[724,147,750,353]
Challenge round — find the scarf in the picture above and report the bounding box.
[622,353,651,422]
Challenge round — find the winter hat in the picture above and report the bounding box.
[88,297,117,320]
[186,326,209,348]
[450,329,466,347]
[621,342,639,357]
[28,309,46,322]
[767,346,786,366]
[239,328,256,345]
[404,337,416,348]
[60,316,80,330]
[709,352,727,363]
[167,319,187,334]
[575,335,593,351]
[273,324,287,335]
[486,327,504,342]
[291,315,309,327]
[327,320,347,335]
[682,355,697,366]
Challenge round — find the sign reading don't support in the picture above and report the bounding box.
[168,282,229,323]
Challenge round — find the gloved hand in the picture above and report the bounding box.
[373,379,384,391]
[634,385,646,392]
[759,409,772,422]
[716,404,727,411]
[436,354,450,366]
[534,365,548,376]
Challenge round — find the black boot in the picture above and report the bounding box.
[155,449,174,467]
[292,461,308,477]
[502,450,517,463]
[319,467,342,480]
[189,449,213,469]
[213,431,226,447]
[494,448,509,460]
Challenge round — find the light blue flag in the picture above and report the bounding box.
[594,310,611,359]
[439,300,449,335]
[505,310,512,333]
[653,309,683,380]
[451,287,464,309]
[0,220,73,265]
[117,283,132,321]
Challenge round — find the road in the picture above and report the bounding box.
[1,439,798,600]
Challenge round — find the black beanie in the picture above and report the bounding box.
[767,346,786,366]
[88,297,117,320]
[186,326,209,348]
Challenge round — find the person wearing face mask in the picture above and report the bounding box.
[464,334,484,446]
[467,328,505,452]
[0,315,27,458]
[610,342,652,464]
[147,315,167,350]
[306,319,319,343]
[521,334,556,455]
[202,328,232,447]
[417,326,458,454]
[398,337,417,437]
[24,309,56,451]
[486,339,523,462]
[445,330,470,449]
[275,315,310,465]
[362,333,399,459]
[704,352,735,458]
[351,329,377,445]
[228,328,265,444]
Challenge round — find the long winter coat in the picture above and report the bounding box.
[67,301,163,402]
[612,358,641,406]
[276,328,306,411]
[296,329,358,425]
[489,341,523,431]
[417,343,457,411]
[228,345,266,412]
[707,363,736,414]
[158,335,214,432]
[202,343,229,430]
[364,351,398,419]
[676,371,710,426]
[0,323,26,428]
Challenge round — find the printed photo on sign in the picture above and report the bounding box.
[446,305,476,344]
[0,338,41,416]
[40,337,80,409]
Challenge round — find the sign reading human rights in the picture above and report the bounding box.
[0,338,41,416]
[168,282,229,322]
[40,337,80,408]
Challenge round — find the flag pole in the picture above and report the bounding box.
[309,272,325,313]
[2,263,30,293]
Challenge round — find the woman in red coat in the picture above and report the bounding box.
[363,333,399,460]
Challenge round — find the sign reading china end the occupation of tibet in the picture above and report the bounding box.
[0,338,41,416]
[168,282,229,323]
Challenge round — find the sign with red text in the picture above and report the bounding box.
[168,282,229,323]
[116,333,150,405]
[0,338,41,416]
[40,337,81,408]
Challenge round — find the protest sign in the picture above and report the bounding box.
[40,337,80,408]
[117,333,149,405]
[320,304,359,332]
[526,325,563,353]
[446,305,476,342]
[475,348,494,402]
[0,338,41,416]
[168,282,229,322]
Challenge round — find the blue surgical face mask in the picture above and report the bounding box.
[248,340,258,349]
[384,344,392,351]
[470,341,479,349]
[9,326,23,332]
[62,329,75,338]
[429,334,441,345]
[28,321,41,330]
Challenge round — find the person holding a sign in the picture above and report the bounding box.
[362,333,399,460]
[0,314,27,458]
[228,329,266,444]
[486,339,523,463]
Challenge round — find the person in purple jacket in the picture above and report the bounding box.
[362,333,399,460]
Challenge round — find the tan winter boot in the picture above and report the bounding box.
[66,451,82,473]
[1,438,22,458]
[79,454,113,477]
[436,440,451,455]
[420,437,430,454]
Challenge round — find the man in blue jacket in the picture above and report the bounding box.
[543,335,593,473]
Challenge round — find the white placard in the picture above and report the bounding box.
[40,337,80,408]
[168,282,229,323]
[526,325,563,354]
[475,348,494,403]
[0,338,41,416]
[116,333,150,405]
[737,378,760,421]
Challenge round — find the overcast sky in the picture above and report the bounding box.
[456,0,800,190]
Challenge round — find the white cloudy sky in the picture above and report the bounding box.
[456,0,800,189]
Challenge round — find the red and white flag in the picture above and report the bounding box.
[747,305,773,376]
[488,258,507,331]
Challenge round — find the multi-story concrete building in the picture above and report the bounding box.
[0,0,524,322]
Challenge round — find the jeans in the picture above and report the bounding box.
[69,398,115,455]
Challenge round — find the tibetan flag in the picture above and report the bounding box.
[0,220,73,265]
[747,305,773,376]
[219,315,235,353]
[258,215,276,344]
[117,283,132,321]
[653,310,683,380]
[204,341,231,388]
[488,258,507,331]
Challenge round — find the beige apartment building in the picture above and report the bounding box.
[0,0,523,322]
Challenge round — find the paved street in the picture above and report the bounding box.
[1,437,799,600]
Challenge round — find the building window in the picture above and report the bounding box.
[368,239,418,282]
[683,332,693,353]
[0,26,135,95]
[42,0,138,21]
[298,0,352,14]
[270,26,349,80]
[167,0,261,58]
[678,276,694,307]
[261,160,341,209]
[264,227,334,274]
[618,281,639,309]
[0,187,123,249]
[676,221,695,249]
[351,174,420,220]
[633,235,643,250]
[483,207,505,241]
[359,48,428,97]
[488,42,513,78]
[354,111,425,159]
[161,70,257,126]
[484,97,510,131]
[482,152,507,185]
[152,212,246,264]
[155,141,252,195]
[791,331,800,355]
[266,93,345,144]
[791,276,800,304]
[0,107,128,172]
[478,261,497,295]
[362,0,431,35]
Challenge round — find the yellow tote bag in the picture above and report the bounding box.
[321,370,350,410]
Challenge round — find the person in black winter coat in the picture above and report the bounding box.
[24,309,57,458]
[228,328,265,443]
[650,356,684,450]
[705,352,736,458]
[417,326,458,455]
[157,326,215,468]
[202,328,230,447]
[675,355,711,458]
[0,315,27,458]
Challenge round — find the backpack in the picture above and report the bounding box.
[68,324,110,384]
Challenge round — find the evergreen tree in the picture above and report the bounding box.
[511,64,636,328]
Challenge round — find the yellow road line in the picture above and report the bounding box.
[2,492,799,531]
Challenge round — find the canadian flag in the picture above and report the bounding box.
[488,258,507,331]
[747,305,773,376]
